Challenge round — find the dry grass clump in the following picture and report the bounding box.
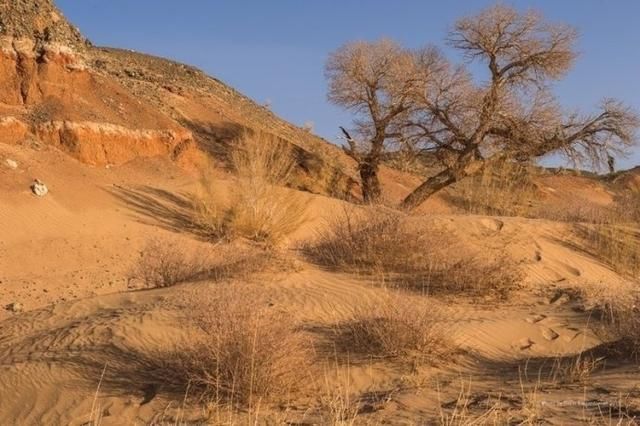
[129,238,206,288]
[548,354,604,385]
[572,223,640,278]
[316,366,362,426]
[331,291,450,362]
[303,208,424,274]
[615,190,640,223]
[419,255,522,299]
[192,163,230,239]
[303,208,521,298]
[128,238,274,288]
[437,382,519,426]
[170,285,313,407]
[572,282,640,361]
[194,132,308,246]
[592,293,640,360]
[446,159,537,217]
[531,197,621,224]
[444,159,638,226]
[228,132,308,244]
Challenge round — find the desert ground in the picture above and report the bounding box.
[2,135,640,425]
[1,1,640,425]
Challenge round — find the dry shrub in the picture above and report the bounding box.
[572,223,640,278]
[303,208,521,298]
[606,301,640,360]
[549,354,603,384]
[572,282,640,361]
[129,238,206,288]
[437,381,517,426]
[316,366,361,426]
[447,159,537,217]
[192,162,230,239]
[230,131,296,186]
[531,198,620,224]
[418,255,522,299]
[228,132,308,244]
[129,238,275,288]
[615,190,640,223]
[194,132,308,246]
[591,292,640,360]
[332,291,450,362]
[304,208,424,273]
[446,159,637,225]
[227,185,307,245]
[173,285,312,407]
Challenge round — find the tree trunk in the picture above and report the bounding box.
[402,148,489,211]
[401,168,457,210]
[359,162,382,203]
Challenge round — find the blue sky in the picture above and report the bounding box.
[57,0,640,169]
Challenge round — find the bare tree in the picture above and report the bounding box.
[326,6,638,209]
[326,39,416,202]
[401,5,638,209]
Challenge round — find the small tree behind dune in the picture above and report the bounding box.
[326,39,417,202]
[327,5,638,209]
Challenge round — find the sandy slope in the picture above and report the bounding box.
[2,141,639,424]
[1,2,638,422]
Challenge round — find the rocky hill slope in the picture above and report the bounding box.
[0,0,637,207]
[0,0,87,49]
[0,0,355,197]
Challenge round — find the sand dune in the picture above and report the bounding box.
[2,139,638,423]
[1,1,639,423]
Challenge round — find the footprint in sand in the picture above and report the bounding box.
[480,218,504,232]
[540,326,559,341]
[514,337,534,350]
[562,328,583,342]
[558,262,581,277]
[548,290,573,305]
[525,314,546,324]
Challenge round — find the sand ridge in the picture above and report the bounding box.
[2,141,638,423]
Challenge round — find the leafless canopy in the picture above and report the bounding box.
[326,5,638,209]
[326,39,417,201]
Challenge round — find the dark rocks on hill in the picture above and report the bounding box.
[0,0,89,50]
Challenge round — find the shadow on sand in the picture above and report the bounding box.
[106,185,215,240]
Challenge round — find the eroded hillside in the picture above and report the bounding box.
[0,0,355,197]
